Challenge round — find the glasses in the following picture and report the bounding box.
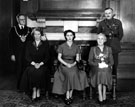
[19,19,25,20]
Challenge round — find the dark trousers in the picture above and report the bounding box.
[112,53,119,76]
[15,50,26,90]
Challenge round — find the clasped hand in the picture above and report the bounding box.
[98,62,108,68]
[66,63,75,68]
[34,63,41,69]
[20,36,26,42]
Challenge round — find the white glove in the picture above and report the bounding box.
[98,62,108,68]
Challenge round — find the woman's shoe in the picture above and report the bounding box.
[31,97,37,102]
[98,100,103,105]
[36,96,41,101]
[31,95,37,102]
[69,97,73,104]
[64,98,70,105]
[103,99,107,104]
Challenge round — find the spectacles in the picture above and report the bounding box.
[19,19,25,20]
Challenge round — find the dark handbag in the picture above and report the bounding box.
[77,60,84,70]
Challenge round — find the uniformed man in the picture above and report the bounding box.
[9,13,32,91]
[97,7,124,76]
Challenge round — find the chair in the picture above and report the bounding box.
[79,44,116,100]
[53,59,88,100]
[89,68,117,100]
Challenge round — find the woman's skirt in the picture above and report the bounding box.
[90,67,112,90]
[20,65,48,92]
[52,64,89,94]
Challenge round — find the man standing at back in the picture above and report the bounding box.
[97,7,123,76]
[9,14,32,91]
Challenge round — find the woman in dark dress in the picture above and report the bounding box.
[52,30,89,105]
[20,28,50,101]
[88,33,114,103]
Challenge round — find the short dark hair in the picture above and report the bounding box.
[64,30,76,41]
[104,7,113,12]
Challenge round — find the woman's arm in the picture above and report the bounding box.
[58,53,68,66]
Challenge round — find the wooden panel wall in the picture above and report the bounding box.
[0,0,134,91]
[0,0,12,74]
[120,0,135,42]
[0,0,20,74]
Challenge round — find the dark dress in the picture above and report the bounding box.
[20,40,50,92]
[8,25,32,89]
[52,43,89,94]
[88,46,114,90]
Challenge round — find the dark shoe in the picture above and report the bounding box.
[97,99,103,105]
[36,96,41,101]
[64,98,70,105]
[69,97,73,104]
[103,99,107,104]
[31,98,37,102]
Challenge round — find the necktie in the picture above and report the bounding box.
[21,26,24,29]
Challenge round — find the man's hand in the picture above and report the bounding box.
[11,55,15,61]
[41,35,46,41]
[20,36,26,42]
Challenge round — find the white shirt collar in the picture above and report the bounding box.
[18,24,24,29]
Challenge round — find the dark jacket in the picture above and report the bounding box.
[9,25,32,56]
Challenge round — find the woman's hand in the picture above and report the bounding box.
[34,63,41,69]
[66,61,77,68]
[31,61,44,69]
[70,61,77,67]
[66,63,72,68]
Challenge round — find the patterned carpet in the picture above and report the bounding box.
[0,90,135,107]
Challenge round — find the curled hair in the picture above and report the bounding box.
[64,30,76,40]
[97,33,107,42]
[31,27,43,38]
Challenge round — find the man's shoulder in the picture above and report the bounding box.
[105,46,112,51]
[113,18,122,23]
[99,20,106,26]
[9,26,17,32]
[100,20,105,24]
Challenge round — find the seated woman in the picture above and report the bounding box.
[88,33,114,104]
[52,30,89,105]
[20,28,50,101]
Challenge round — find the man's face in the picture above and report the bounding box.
[18,15,26,25]
[104,9,113,20]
